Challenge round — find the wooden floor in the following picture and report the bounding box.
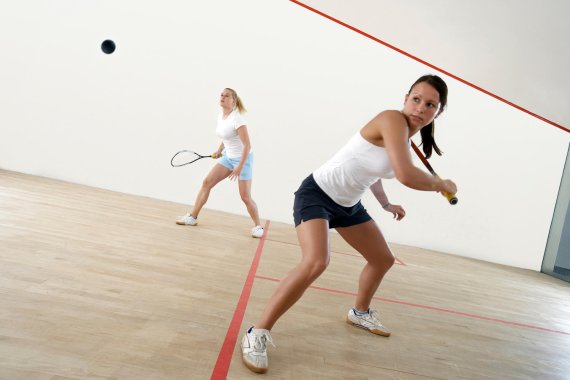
[1,169,569,380]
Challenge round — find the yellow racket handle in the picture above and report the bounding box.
[442,191,458,205]
[435,175,458,205]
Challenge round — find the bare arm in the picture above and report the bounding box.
[213,142,225,158]
[367,111,455,193]
[370,179,389,207]
[370,178,406,220]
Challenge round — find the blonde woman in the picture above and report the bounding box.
[177,88,264,238]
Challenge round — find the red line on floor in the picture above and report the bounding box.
[289,0,569,134]
[210,220,271,380]
[266,238,406,265]
[255,275,570,336]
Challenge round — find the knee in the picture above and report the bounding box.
[201,177,215,190]
[240,194,251,204]
[369,252,395,272]
[386,254,396,269]
[304,258,329,280]
[377,253,395,271]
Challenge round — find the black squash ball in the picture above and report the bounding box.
[101,40,116,54]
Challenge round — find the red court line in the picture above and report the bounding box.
[255,275,570,337]
[290,0,569,134]
[266,237,406,266]
[210,220,271,380]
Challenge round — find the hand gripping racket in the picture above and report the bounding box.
[170,150,215,167]
[410,141,458,205]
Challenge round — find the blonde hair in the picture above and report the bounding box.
[224,88,247,113]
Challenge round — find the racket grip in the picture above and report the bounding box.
[442,191,458,205]
[434,175,458,205]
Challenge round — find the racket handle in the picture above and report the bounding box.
[435,175,458,205]
[442,191,458,205]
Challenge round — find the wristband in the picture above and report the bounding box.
[382,202,390,209]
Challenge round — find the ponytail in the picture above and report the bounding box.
[235,95,247,114]
[420,121,442,159]
[408,75,448,159]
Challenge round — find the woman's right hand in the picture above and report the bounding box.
[438,179,457,194]
[212,151,222,159]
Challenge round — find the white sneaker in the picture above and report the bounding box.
[346,308,391,337]
[176,213,197,226]
[251,225,264,238]
[241,327,275,373]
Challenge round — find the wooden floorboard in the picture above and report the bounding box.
[1,169,569,379]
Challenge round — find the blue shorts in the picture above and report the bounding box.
[293,174,372,228]
[218,153,254,180]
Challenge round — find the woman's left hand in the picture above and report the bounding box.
[228,166,243,181]
[384,204,406,221]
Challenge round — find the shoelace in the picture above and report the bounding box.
[366,309,383,325]
[253,331,276,352]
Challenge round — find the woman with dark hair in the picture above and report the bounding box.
[241,75,457,373]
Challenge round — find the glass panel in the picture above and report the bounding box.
[542,143,570,283]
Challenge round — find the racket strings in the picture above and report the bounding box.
[171,150,203,167]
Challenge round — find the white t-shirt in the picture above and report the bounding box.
[313,132,396,207]
[216,110,250,159]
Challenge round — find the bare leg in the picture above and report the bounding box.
[238,179,261,226]
[336,220,395,311]
[190,164,231,217]
[255,219,330,330]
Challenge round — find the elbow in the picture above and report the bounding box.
[396,172,414,188]
[394,164,418,188]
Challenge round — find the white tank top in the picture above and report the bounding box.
[313,132,395,207]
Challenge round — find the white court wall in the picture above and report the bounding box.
[1,0,568,270]
[300,0,570,131]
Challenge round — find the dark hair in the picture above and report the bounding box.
[408,75,448,158]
